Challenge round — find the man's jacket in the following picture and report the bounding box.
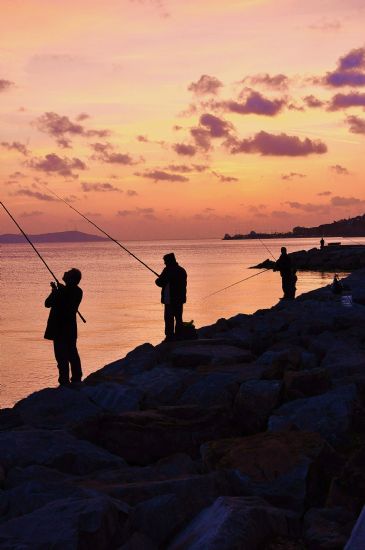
[155,264,187,305]
[44,284,83,340]
[274,254,292,277]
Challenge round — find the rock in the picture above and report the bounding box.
[119,532,158,550]
[14,387,101,429]
[303,507,356,550]
[201,430,341,512]
[283,368,331,400]
[321,344,365,378]
[127,366,199,408]
[234,380,282,434]
[0,429,124,475]
[167,496,299,550]
[82,383,142,414]
[0,496,129,549]
[257,350,293,380]
[0,409,23,431]
[269,385,358,447]
[177,373,240,409]
[327,444,365,514]
[73,406,238,466]
[170,343,253,369]
[345,505,365,550]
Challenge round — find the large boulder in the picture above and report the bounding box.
[73,406,238,466]
[201,430,340,511]
[177,373,240,409]
[327,444,365,514]
[283,368,332,400]
[303,507,356,550]
[167,496,299,550]
[82,383,142,414]
[0,429,124,475]
[170,342,253,369]
[233,379,282,434]
[269,385,358,447]
[14,387,101,429]
[0,496,129,550]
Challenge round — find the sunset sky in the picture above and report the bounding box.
[1,0,365,239]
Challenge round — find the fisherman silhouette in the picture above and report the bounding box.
[331,274,343,295]
[155,253,187,342]
[44,268,83,386]
[287,268,298,300]
[273,247,292,299]
[320,237,325,250]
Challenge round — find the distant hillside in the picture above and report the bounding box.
[224,214,365,240]
[0,231,108,244]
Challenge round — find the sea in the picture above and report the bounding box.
[1,236,361,409]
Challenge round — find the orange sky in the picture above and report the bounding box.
[1,0,365,238]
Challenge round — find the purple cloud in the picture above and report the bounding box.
[126,189,138,196]
[1,141,30,156]
[318,191,332,196]
[189,128,211,151]
[286,201,327,213]
[338,47,365,71]
[35,112,111,147]
[28,153,87,177]
[0,79,14,92]
[328,92,365,110]
[346,115,365,134]
[330,164,350,175]
[281,172,306,180]
[241,73,289,90]
[13,188,56,201]
[135,170,189,182]
[226,131,327,156]
[199,113,234,137]
[331,195,365,206]
[188,75,223,95]
[117,207,156,219]
[324,48,365,88]
[90,142,137,165]
[223,91,285,116]
[173,143,197,156]
[165,164,208,173]
[303,95,325,108]
[211,171,238,183]
[20,210,43,218]
[81,182,122,192]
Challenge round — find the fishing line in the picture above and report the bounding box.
[1,201,86,323]
[256,235,277,261]
[39,184,159,276]
[203,268,270,299]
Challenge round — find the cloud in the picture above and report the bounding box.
[135,169,188,182]
[126,189,138,196]
[172,143,197,156]
[318,191,332,196]
[1,141,30,156]
[199,113,234,138]
[20,210,43,218]
[188,75,223,95]
[330,164,350,175]
[222,91,286,116]
[28,153,87,178]
[281,172,306,180]
[117,207,156,219]
[90,142,137,165]
[9,171,26,179]
[34,112,111,147]
[211,171,238,183]
[241,73,289,90]
[81,182,122,192]
[346,114,365,134]
[189,128,211,151]
[226,131,327,156]
[328,92,365,110]
[285,201,327,213]
[303,95,325,108]
[0,79,14,92]
[331,195,365,206]
[324,48,365,88]
[13,188,56,201]
[164,164,208,173]
[308,18,342,31]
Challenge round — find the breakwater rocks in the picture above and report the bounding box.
[253,244,365,272]
[1,271,365,548]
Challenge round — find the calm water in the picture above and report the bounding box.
[1,237,360,408]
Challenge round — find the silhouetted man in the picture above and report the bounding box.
[274,247,292,299]
[320,237,325,250]
[44,268,83,386]
[155,253,187,341]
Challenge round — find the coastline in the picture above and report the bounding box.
[1,270,365,547]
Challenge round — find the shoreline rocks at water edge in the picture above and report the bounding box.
[1,269,365,548]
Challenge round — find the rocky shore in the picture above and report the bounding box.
[253,244,365,272]
[1,270,365,549]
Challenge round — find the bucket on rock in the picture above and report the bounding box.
[179,320,198,340]
[341,293,353,307]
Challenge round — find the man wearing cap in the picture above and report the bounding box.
[273,247,293,300]
[155,253,187,341]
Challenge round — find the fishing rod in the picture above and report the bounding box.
[1,201,86,323]
[203,268,270,299]
[39,184,159,277]
[256,235,277,261]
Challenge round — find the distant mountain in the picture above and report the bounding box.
[224,214,365,240]
[0,231,108,244]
